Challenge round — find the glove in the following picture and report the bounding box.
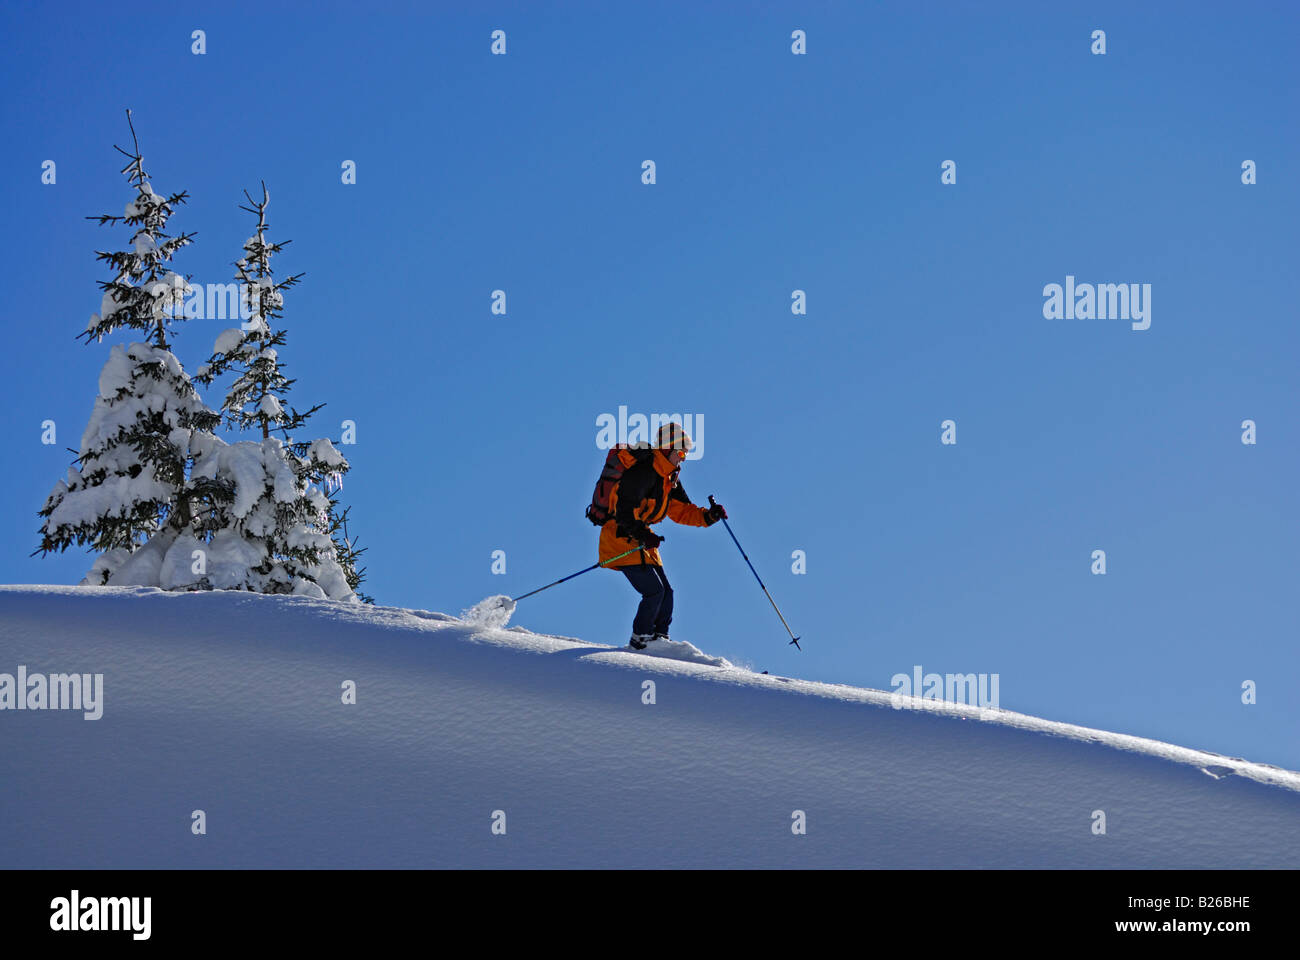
[705,501,728,523]
[618,521,662,548]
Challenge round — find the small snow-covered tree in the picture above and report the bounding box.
[176,434,355,599]
[326,498,371,602]
[38,111,223,583]
[196,183,318,438]
[192,185,364,601]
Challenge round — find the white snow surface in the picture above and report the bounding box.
[629,636,730,667]
[1,584,1297,868]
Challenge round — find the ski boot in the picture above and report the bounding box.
[629,634,654,650]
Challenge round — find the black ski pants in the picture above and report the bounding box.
[621,564,673,637]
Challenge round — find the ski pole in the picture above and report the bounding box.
[709,495,802,650]
[510,545,644,603]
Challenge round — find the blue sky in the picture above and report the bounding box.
[2,1,1297,768]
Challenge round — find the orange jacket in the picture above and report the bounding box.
[600,448,713,567]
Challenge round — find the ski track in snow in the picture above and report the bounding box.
[2,584,1298,868]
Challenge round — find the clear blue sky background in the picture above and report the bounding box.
[2,1,1297,768]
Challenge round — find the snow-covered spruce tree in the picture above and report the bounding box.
[191,184,363,601]
[37,111,225,585]
[326,496,371,603]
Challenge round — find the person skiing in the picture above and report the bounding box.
[600,421,727,649]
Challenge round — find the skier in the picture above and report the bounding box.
[601,422,727,649]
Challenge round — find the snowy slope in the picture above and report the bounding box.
[1,585,1297,868]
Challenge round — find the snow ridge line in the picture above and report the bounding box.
[3,583,1298,794]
